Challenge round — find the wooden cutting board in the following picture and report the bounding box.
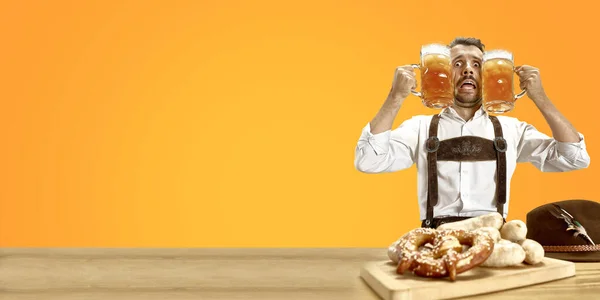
[360,257,575,300]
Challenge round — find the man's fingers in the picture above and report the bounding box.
[515,65,528,72]
[519,76,536,90]
[405,75,417,89]
[517,70,538,80]
[401,70,415,79]
[396,67,416,76]
[516,66,539,77]
[396,65,417,79]
[517,70,528,78]
[395,70,416,86]
[391,66,418,95]
[404,72,417,88]
[397,65,415,71]
[394,67,413,81]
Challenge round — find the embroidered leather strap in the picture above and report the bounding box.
[436,136,496,161]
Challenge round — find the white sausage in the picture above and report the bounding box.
[437,212,504,231]
[387,232,410,263]
[387,240,401,263]
[474,227,501,243]
[520,239,545,265]
[480,239,526,267]
[500,220,527,243]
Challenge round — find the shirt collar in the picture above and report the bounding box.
[441,104,489,121]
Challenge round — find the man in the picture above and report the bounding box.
[354,37,590,228]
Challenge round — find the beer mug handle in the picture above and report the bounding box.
[410,64,421,97]
[515,88,527,100]
[514,67,527,100]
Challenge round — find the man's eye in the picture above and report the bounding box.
[454,62,461,67]
[474,62,480,67]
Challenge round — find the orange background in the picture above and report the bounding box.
[0,0,598,247]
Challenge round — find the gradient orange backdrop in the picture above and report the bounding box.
[1,0,598,247]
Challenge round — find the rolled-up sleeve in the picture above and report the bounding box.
[354,117,420,173]
[516,123,590,172]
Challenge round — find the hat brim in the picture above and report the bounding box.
[545,251,600,262]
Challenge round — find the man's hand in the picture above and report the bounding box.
[387,65,418,106]
[515,65,547,102]
[370,65,417,135]
[515,65,581,143]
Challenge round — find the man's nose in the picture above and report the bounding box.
[463,66,474,75]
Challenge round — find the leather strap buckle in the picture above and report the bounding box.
[493,137,507,152]
[425,137,440,152]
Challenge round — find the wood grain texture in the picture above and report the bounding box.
[1,248,599,300]
[361,258,576,300]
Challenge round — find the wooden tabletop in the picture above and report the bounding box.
[1,248,599,299]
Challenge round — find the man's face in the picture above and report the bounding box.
[450,45,483,107]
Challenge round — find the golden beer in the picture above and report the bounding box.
[411,44,454,109]
[481,50,527,113]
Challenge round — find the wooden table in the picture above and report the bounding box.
[1,248,599,299]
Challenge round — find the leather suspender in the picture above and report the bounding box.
[490,116,507,216]
[424,114,507,228]
[424,114,441,228]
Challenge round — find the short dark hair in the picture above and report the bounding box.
[448,37,485,52]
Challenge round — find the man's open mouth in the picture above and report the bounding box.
[459,80,477,91]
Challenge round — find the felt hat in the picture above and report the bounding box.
[526,199,600,262]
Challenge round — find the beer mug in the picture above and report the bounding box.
[410,43,454,109]
[481,49,527,114]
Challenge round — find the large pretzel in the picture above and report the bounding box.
[395,228,494,281]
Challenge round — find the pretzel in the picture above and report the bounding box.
[395,228,494,281]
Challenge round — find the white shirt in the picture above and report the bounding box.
[354,106,590,220]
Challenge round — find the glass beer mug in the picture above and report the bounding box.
[410,43,454,109]
[481,49,527,113]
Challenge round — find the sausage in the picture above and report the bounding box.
[500,220,527,243]
[437,212,504,231]
[480,239,526,267]
[519,239,545,265]
[474,227,501,243]
[387,240,402,264]
[387,232,410,263]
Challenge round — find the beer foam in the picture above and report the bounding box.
[421,43,450,57]
[484,50,513,62]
